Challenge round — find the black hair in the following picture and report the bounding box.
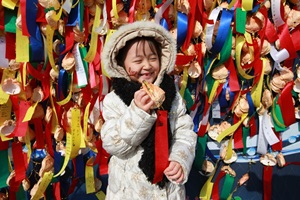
[116,37,162,68]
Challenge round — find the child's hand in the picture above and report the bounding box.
[134,89,154,113]
[164,161,184,184]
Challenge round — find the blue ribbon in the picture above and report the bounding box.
[58,69,69,100]
[67,0,81,26]
[75,154,84,178]
[209,9,233,56]
[26,0,44,62]
[246,92,255,116]
[176,12,188,49]
[160,18,169,30]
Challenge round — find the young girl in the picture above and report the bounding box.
[101,21,197,199]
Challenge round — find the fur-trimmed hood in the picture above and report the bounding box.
[101,21,177,86]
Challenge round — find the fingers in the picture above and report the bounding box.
[164,161,184,184]
[134,90,154,112]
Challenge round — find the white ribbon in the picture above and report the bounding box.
[205,6,222,51]
[73,43,88,87]
[271,0,285,27]
[270,44,290,71]
[154,0,173,24]
[62,0,73,14]
[0,37,9,68]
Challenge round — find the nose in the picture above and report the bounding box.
[142,59,151,69]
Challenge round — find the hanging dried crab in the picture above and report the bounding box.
[211,64,229,83]
[233,95,249,118]
[220,142,238,164]
[1,78,21,95]
[260,153,277,166]
[270,67,294,93]
[208,121,231,141]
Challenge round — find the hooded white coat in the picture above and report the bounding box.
[101,21,197,200]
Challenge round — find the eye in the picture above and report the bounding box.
[133,59,143,64]
[149,56,158,61]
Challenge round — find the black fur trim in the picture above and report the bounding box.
[112,75,177,188]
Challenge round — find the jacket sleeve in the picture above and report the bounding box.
[100,92,157,158]
[168,93,197,184]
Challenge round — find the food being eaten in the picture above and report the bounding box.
[141,81,165,109]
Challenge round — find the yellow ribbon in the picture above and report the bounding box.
[216,113,248,143]
[22,101,39,122]
[199,160,220,199]
[95,191,106,199]
[56,73,73,106]
[31,171,53,200]
[2,0,18,10]
[46,25,57,72]
[225,135,233,161]
[85,4,101,62]
[208,79,220,104]
[0,99,12,141]
[54,132,72,177]
[228,0,237,9]
[0,69,15,104]
[242,0,253,11]
[70,107,82,159]
[235,35,254,79]
[25,128,32,163]
[49,83,60,133]
[179,66,188,98]
[82,102,91,148]
[112,0,119,19]
[85,157,95,194]
[251,58,265,108]
[16,5,29,62]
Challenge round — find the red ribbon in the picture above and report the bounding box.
[181,0,197,51]
[175,55,195,66]
[277,82,296,127]
[271,128,282,151]
[265,18,278,43]
[12,141,26,182]
[152,110,169,183]
[31,118,45,149]
[211,170,226,200]
[45,121,54,157]
[233,115,243,149]
[291,28,300,51]
[10,96,29,137]
[263,166,273,200]
[60,26,75,55]
[129,0,138,23]
[278,24,297,60]
[225,57,240,92]
[94,139,109,175]
[53,182,61,200]
[249,116,257,138]
[0,137,9,150]
[5,32,16,59]
[20,0,30,36]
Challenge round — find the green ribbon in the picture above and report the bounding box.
[16,184,26,200]
[184,88,194,112]
[220,173,235,200]
[235,8,247,34]
[193,135,208,171]
[242,126,249,155]
[79,45,89,87]
[4,8,17,33]
[271,96,286,132]
[0,150,10,188]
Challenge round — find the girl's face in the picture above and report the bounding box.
[124,40,160,83]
